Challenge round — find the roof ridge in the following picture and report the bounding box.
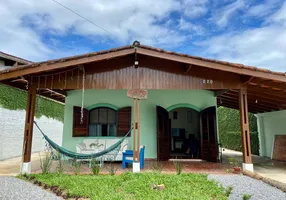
[0,51,32,64]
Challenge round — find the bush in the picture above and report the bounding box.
[0,84,64,122]
[90,158,101,175]
[218,107,259,155]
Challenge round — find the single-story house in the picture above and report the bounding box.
[0,42,285,173]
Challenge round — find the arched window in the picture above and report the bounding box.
[89,107,117,136]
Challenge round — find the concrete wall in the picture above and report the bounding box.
[256,110,286,158]
[0,107,63,160]
[62,89,216,159]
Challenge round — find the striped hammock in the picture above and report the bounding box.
[33,121,131,160]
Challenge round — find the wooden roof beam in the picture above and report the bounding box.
[136,47,286,82]
[0,48,135,81]
[219,94,281,110]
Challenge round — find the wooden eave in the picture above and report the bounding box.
[0,44,285,111]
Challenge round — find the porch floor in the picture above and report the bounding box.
[1,149,286,185]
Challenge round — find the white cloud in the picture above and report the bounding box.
[197,2,286,72]
[211,0,246,27]
[182,0,209,18]
[246,0,279,18]
[0,0,184,61]
[178,18,205,35]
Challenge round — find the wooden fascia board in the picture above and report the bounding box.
[136,48,286,83]
[0,48,135,81]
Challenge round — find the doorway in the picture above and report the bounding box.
[156,106,218,162]
[169,108,200,159]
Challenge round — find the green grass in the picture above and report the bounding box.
[21,173,227,200]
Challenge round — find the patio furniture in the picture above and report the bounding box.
[122,145,145,169]
[76,138,129,161]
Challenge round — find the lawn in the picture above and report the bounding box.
[21,173,228,200]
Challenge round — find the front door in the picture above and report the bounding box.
[156,106,171,160]
[200,106,218,162]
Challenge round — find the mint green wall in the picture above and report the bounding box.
[256,110,286,158]
[62,90,216,158]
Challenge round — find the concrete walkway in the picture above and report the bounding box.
[0,152,43,176]
[222,149,286,184]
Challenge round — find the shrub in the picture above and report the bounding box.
[90,159,101,175]
[39,152,52,174]
[71,159,81,175]
[242,194,252,200]
[56,152,64,174]
[173,160,183,175]
[108,162,117,176]
[225,186,233,197]
[151,160,163,173]
[220,132,259,155]
[217,107,259,155]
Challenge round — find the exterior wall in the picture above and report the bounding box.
[0,107,63,160]
[0,60,8,71]
[63,89,216,159]
[256,110,286,158]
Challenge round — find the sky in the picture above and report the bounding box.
[0,0,285,72]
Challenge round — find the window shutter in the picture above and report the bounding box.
[73,106,89,137]
[117,106,131,137]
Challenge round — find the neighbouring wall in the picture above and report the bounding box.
[63,90,216,159]
[0,107,63,160]
[256,110,286,158]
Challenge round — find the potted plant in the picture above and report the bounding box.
[228,158,241,174]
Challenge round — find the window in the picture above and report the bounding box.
[72,105,131,137]
[89,107,117,137]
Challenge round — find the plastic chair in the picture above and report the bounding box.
[122,145,145,169]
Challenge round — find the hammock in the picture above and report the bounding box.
[34,121,132,160]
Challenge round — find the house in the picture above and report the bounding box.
[0,51,32,69]
[0,42,285,173]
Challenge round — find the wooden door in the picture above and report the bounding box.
[156,106,171,160]
[200,106,218,162]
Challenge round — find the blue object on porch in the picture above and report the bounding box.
[122,145,145,169]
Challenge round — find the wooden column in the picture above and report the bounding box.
[133,98,140,162]
[239,87,252,163]
[22,85,37,163]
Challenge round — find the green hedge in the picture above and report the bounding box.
[0,84,64,122]
[220,131,260,155]
[218,107,259,155]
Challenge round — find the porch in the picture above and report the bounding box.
[0,43,286,174]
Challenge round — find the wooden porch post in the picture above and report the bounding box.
[21,84,37,174]
[239,87,253,172]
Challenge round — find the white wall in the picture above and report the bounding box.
[0,107,63,160]
[0,60,8,71]
[256,110,286,158]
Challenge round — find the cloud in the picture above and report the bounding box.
[196,2,286,72]
[178,18,205,35]
[0,0,185,61]
[246,0,280,18]
[211,0,246,27]
[182,0,209,19]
